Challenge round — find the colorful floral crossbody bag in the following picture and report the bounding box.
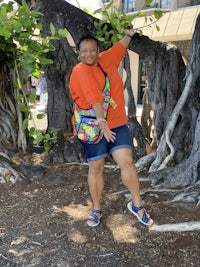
[73,73,111,144]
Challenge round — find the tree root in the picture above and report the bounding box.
[0,155,25,184]
[151,222,200,232]
[135,152,156,172]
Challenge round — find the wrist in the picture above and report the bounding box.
[125,34,132,39]
[96,118,106,124]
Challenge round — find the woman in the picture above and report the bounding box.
[69,29,153,227]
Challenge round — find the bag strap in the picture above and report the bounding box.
[98,64,110,95]
[98,63,107,77]
[73,64,110,115]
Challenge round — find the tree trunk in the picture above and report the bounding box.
[136,14,200,193]
[124,52,146,161]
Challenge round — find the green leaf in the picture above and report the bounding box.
[105,0,113,10]
[37,113,45,120]
[0,5,7,18]
[29,127,37,136]
[20,32,31,39]
[83,7,91,14]
[33,134,44,144]
[39,57,53,65]
[26,41,42,52]
[23,56,35,65]
[32,69,40,77]
[22,118,28,131]
[44,133,50,139]
[50,127,60,134]
[50,22,56,36]
[93,8,103,14]
[0,26,11,38]
[19,103,28,112]
[138,11,146,17]
[44,142,50,152]
[21,0,30,11]
[52,137,57,143]
[58,28,68,37]
[35,22,43,31]
[17,94,24,100]
[156,25,160,31]
[154,10,163,19]
[145,0,153,5]
[46,42,55,51]
[26,63,37,74]
[29,112,33,120]
[21,18,32,28]
[28,93,36,103]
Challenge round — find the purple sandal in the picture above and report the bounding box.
[87,209,103,227]
[127,201,153,226]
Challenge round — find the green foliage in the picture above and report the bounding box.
[145,0,153,5]
[154,9,163,19]
[83,7,92,14]
[0,0,68,72]
[29,127,59,152]
[58,28,68,37]
[93,0,162,49]
[94,0,135,49]
[0,0,68,151]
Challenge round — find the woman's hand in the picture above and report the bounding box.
[124,28,137,38]
[99,121,116,142]
[120,29,137,48]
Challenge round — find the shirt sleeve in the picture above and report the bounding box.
[99,42,126,69]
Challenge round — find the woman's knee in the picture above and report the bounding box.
[112,148,133,166]
[89,159,104,174]
[114,154,134,169]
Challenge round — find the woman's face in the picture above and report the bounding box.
[79,40,99,66]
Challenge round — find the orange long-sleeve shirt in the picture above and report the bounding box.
[69,42,128,129]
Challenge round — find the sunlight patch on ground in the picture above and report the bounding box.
[67,230,87,244]
[22,189,39,198]
[9,235,34,257]
[106,214,138,243]
[52,203,90,221]
[11,235,27,246]
[9,248,34,257]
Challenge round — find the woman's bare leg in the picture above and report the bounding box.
[112,148,153,225]
[87,158,105,225]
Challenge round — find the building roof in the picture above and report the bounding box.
[132,7,200,41]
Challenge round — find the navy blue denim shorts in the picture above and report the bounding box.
[80,125,133,162]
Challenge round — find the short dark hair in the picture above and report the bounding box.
[77,34,100,50]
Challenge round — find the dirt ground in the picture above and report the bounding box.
[0,159,200,267]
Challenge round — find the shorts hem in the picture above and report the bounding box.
[87,153,108,162]
[110,145,132,154]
